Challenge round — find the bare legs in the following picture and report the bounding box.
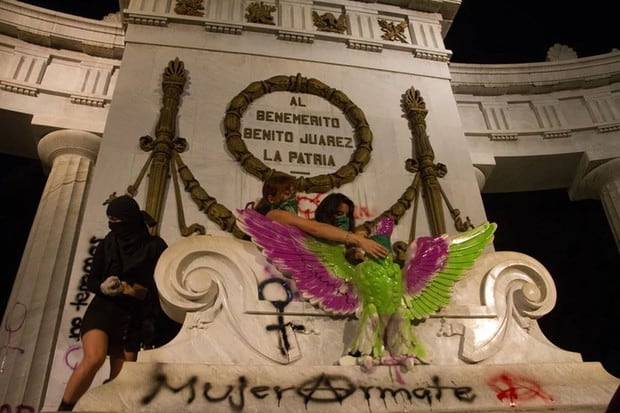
[108,351,135,381]
[60,329,130,409]
[61,329,107,406]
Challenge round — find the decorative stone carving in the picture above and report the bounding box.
[223,73,373,193]
[174,0,204,17]
[245,2,276,25]
[204,22,242,35]
[378,19,408,43]
[347,39,382,52]
[312,11,347,34]
[439,253,559,363]
[546,43,578,61]
[277,30,314,43]
[0,80,38,96]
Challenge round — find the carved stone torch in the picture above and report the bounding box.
[129,58,241,237]
[143,59,186,233]
[402,87,446,236]
[357,87,473,260]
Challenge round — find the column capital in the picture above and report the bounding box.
[571,157,620,252]
[473,166,486,191]
[37,129,101,167]
[575,157,620,200]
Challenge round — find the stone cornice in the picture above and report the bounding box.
[0,0,124,59]
[450,51,620,95]
[0,0,456,63]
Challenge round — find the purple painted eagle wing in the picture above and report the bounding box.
[235,208,360,314]
[403,222,497,320]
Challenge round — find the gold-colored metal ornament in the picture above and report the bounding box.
[245,2,276,25]
[116,58,240,237]
[358,87,473,262]
[223,73,373,193]
[112,61,474,246]
[174,0,204,17]
[378,19,408,43]
[312,11,347,34]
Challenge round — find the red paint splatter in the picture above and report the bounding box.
[297,193,322,219]
[487,373,554,407]
[355,205,372,220]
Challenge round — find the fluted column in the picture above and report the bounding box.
[0,129,100,411]
[473,166,487,192]
[573,158,620,252]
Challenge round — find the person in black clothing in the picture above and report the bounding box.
[58,195,167,411]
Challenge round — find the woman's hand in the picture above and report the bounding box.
[352,234,388,259]
[354,229,369,238]
[100,276,123,296]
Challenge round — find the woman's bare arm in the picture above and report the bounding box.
[266,209,388,258]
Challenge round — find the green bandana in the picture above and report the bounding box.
[274,196,298,214]
[334,216,350,231]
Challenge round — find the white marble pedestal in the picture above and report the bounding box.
[55,235,619,412]
[72,361,618,412]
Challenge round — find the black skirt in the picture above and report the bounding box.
[80,295,142,353]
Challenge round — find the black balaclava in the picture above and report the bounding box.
[106,195,149,256]
[107,195,142,223]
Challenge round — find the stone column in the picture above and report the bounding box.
[572,157,620,253]
[473,166,486,192]
[0,129,100,411]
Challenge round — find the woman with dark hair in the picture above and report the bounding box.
[58,195,168,411]
[315,193,371,263]
[314,193,356,232]
[253,174,387,259]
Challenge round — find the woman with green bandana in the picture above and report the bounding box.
[252,174,387,259]
[315,192,370,264]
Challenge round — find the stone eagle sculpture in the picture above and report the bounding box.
[235,208,496,367]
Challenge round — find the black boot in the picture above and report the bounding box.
[57,400,75,411]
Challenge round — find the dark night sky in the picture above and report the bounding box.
[2,0,619,378]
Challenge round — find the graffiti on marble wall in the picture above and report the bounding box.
[0,404,35,413]
[67,236,102,340]
[296,193,322,219]
[487,373,554,407]
[257,278,306,360]
[237,207,496,365]
[63,343,83,371]
[0,301,27,372]
[141,372,476,410]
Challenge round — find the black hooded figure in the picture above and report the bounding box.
[58,195,168,411]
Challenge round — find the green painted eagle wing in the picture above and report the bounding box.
[403,222,497,320]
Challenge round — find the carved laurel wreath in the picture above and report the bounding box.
[223,73,373,193]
